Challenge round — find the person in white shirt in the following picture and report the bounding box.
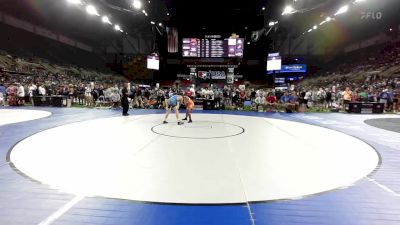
[29,84,37,97]
[208,89,214,100]
[254,94,265,111]
[304,90,312,108]
[85,84,93,107]
[17,84,25,105]
[190,87,195,96]
[29,83,37,105]
[39,85,46,96]
[0,91,4,106]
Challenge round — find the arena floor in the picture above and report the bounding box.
[1,107,400,225]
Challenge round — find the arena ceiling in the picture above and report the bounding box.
[163,0,400,58]
[0,0,399,54]
[0,0,168,46]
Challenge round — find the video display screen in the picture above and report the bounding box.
[182,37,244,58]
[267,57,282,71]
[147,55,159,70]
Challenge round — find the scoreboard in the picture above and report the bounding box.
[182,35,244,58]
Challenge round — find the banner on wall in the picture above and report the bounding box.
[197,71,227,80]
[280,64,307,73]
[197,71,210,79]
[167,27,179,53]
[177,74,191,79]
[210,71,226,80]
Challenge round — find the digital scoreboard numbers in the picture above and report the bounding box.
[182,36,243,58]
[210,39,224,57]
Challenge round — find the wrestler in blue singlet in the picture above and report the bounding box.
[168,95,179,107]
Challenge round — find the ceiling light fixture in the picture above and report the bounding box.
[102,16,112,25]
[282,5,295,15]
[67,0,82,5]
[335,5,349,16]
[86,5,99,16]
[133,0,142,10]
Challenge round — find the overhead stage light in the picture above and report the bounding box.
[67,0,82,4]
[158,23,163,27]
[313,25,318,30]
[282,5,295,15]
[86,5,99,16]
[269,21,278,27]
[354,0,366,3]
[114,25,121,31]
[102,16,112,25]
[335,5,349,16]
[150,21,155,25]
[133,0,142,10]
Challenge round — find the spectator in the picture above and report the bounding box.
[0,83,5,97]
[387,89,394,111]
[85,84,93,107]
[325,89,333,108]
[239,89,246,109]
[250,89,256,102]
[0,83,5,106]
[17,83,25,105]
[379,89,389,109]
[254,94,265,111]
[359,87,368,103]
[304,89,312,108]
[39,84,46,96]
[343,87,352,105]
[265,92,277,112]
[6,83,18,106]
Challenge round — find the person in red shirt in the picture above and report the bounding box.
[265,92,277,112]
[239,90,246,108]
[185,88,193,99]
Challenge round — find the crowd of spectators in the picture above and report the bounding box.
[0,50,127,107]
[295,40,400,113]
[1,40,400,113]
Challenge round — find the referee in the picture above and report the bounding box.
[121,83,129,116]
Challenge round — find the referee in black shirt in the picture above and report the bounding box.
[121,83,129,116]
